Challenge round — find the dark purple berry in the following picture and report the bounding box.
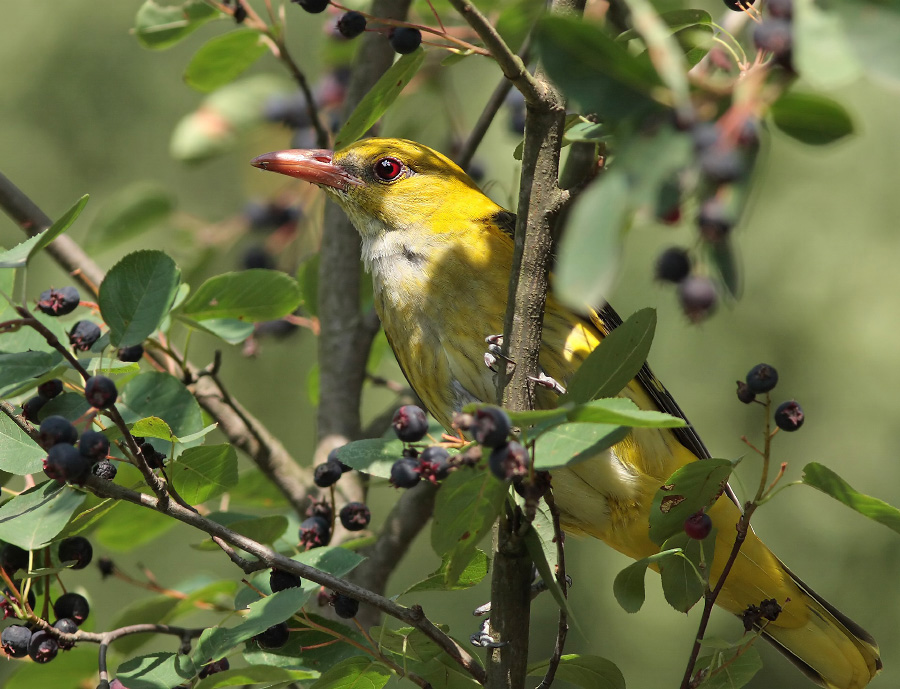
[54,592,90,626]
[678,276,717,322]
[774,400,804,432]
[68,320,101,352]
[79,430,110,461]
[293,0,329,13]
[44,443,91,484]
[759,597,782,621]
[93,460,118,481]
[117,344,144,362]
[420,445,451,480]
[199,658,230,678]
[697,198,734,243]
[691,122,720,152]
[242,246,276,270]
[737,118,760,148]
[299,516,331,549]
[339,502,371,531]
[233,4,247,22]
[97,556,115,578]
[0,544,29,574]
[254,622,289,649]
[52,618,78,649]
[753,18,792,57]
[655,247,691,283]
[327,447,352,473]
[2,583,36,617]
[684,511,713,539]
[27,629,58,663]
[767,0,792,18]
[37,287,80,317]
[736,381,756,404]
[1,624,32,658]
[337,11,366,38]
[307,498,333,523]
[270,568,303,592]
[38,415,78,450]
[332,592,359,619]
[723,0,755,11]
[84,375,118,409]
[746,363,778,394]
[140,442,165,469]
[313,460,343,488]
[58,536,93,570]
[37,378,64,399]
[21,395,47,423]
[488,441,528,481]
[390,458,421,488]
[389,27,422,54]
[699,147,744,184]
[392,405,428,442]
[473,407,512,448]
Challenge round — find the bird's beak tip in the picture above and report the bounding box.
[250,149,358,190]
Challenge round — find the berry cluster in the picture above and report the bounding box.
[290,0,423,56]
[753,0,794,70]
[298,448,368,552]
[39,414,116,484]
[388,405,457,488]
[736,363,804,431]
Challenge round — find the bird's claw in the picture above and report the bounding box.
[470,619,506,648]
[531,574,574,597]
[528,372,566,396]
[473,601,491,616]
[483,335,514,374]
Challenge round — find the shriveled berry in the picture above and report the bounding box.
[753,18,792,57]
[44,443,91,484]
[332,592,359,619]
[390,458,421,488]
[746,363,778,394]
[736,381,756,404]
[79,430,110,461]
[117,344,144,362]
[327,447,352,473]
[473,407,512,448]
[68,320,102,352]
[339,502,371,531]
[392,405,428,442]
[58,536,93,570]
[314,460,343,488]
[684,511,713,539]
[697,198,734,243]
[655,247,691,283]
[22,395,47,423]
[27,629,58,663]
[54,592,90,625]
[93,460,118,481]
[97,556,116,578]
[0,544,30,574]
[199,658,230,678]
[1,624,32,658]
[774,400,804,431]
[52,618,78,649]
[292,0,329,13]
[38,378,64,399]
[307,498,333,523]
[699,147,744,184]
[337,11,366,38]
[254,622,289,649]
[678,276,717,322]
[742,604,762,631]
[759,597,782,621]
[37,287,80,317]
[84,375,118,409]
[389,27,422,54]
[270,568,303,592]
[488,441,528,481]
[723,0,755,10]
[299,516,331,549]
[38,415,78,450]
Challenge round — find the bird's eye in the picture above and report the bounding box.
[373,157,404,182]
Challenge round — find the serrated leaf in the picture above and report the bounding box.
[172,444,238,504]
[613,549,682,613]
[0,195,89,269]
[185,29,266,92]
[119,371,204,446]
[115,651,184,689]
[533,422,630,471]
[334,49,426,149]
[0,482,86,549]
[0,413,44,474]
[0,351,63,396]
[403,549,489,594]
[771,90,854,145]
[527,654,625,689]
[696,646,762,689]
[182,270,301,321]
[335,437,407,479]
[309,655,391,689]
[649,458,735,546]
[99,250,181,348]
[568,397,685,428]
[134,0,221,50]
[131,416,175,441]
[802,462,900,534]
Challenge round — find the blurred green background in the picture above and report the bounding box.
[2,1,899,688]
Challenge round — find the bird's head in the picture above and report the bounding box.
[251,138,502,240]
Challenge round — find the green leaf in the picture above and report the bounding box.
[658,532,707,612]
[99,250,181,348]
[0,413,45,474]
[696,646,762,689]
[613,549,682,613]
[242,613,364,672]
[533,422,630,471]
[770,90,855,145]
[568,397,685,428]
[182,270,301,321]
[555,170,630,310]
[793,0,862,90]
[403,549,489,594]
[5,647,98,689]
[120,371,204,445]
[649,458,734,546]
[834,1,900,87]
[179,316,255,344]
[185,29,266,93]
[335,437,408,479]
[616,9,712,42]
[134,0,221,50]
[309,655,391,689]
[0,482,86,549]
[707,238,741,299]
[527,654,625,689]
[334,50,426,149]
[115,651,183,689]
[39,392,92,423]
[802,462,900,534]
[0,195,89,269]
[131,416,175,441]
[171,444,238,504]
[86,182,174,250]
[432,466,507,584]
[197,666,316,688]
[95,501,177,551]
[0,351,62,396]
[524,520,569,613]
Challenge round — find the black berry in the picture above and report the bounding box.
[699,147,744,184]
[242,246,275,270]
[655,247,691,283]
[697,198,734,243]
[93,460,118,481]
[678,276,717,322]
[54,592,90,626]
[774,400,804,432]
[37,287,80,317]
[390,458,421,488]
[684,511,713,539]
[117,344,144,362]
[52,618,78,649]
[68,320,102,352]
[27,630,58,663]
[473,407,512,448]
[84,375,118,409]
[44,443,91,484]
[392,405,428,442]
[307,498,333,523]
[233,4,247,22]
[270,568,303,592]
[79,430,110,462]
[97,556,115,578]
[337,11,366,38]
[58,536,93,570]
[332,592,359,619]
[420,445,451,481]
[254,622,290,649]
[327,447,352,473]
[691,122,720,152]
[745,363,778,394]
[488,441,528,481]
[313,460,343,488]
[0,544,29,574]
[1,624,32,658]
[299,516,331,549]
[722,0,755,10]
[37,379,64,399]
[389,27,422,54]
[753,18,792,57]
[339,502,371,531]
[736,381,756,404]
[38,415,78,450]
[22,395,47,423]
[759,597,782,621]
[293,0,329,13]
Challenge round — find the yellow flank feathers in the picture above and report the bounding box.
[252,137,881,689]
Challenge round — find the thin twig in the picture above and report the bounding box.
[536,490,568,689]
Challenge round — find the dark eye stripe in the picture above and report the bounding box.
[374,157,403,182]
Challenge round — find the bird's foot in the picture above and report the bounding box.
[528,371,566,396]
[470,619,506,648]
[483,334,514,374]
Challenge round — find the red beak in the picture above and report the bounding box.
[250,149,362,190]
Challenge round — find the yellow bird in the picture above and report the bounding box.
[252,138,880,689]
